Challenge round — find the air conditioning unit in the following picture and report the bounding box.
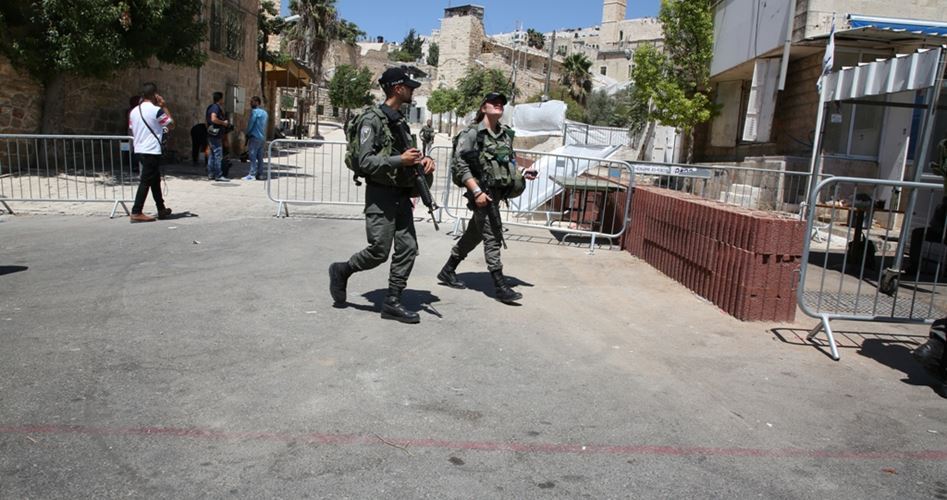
[226,85,246,115]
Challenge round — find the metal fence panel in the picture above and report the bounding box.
[628,160,812,216]
[429,146,634,252]
[0,134,135,216]
[800,176,947,359]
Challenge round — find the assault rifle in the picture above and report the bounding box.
[460,150,507,249]
[397,124,439,231]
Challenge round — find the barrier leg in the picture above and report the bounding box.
[110,201,129,219]
[448,217,465,239]
[807,313,840,361]
[0,200,13,215]
[588,234,597,255]
[276,201,289,218]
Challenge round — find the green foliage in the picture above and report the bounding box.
[659,0,713,91]
[625,0,716,162]
[389,28,423,62]
[526,28,544,50]
[328,64,373,114]
[426,42,439,67]
[337,19,364,45]
[455,67,513,115]
[560,53,593,104]
[585,90,629,127]
[427,87,460,115]
[259,1,288,66]
[287,0,338,73]
[0,0,206,83]
[281,94,295,110]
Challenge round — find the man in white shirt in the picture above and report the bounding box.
[128,82,174,223]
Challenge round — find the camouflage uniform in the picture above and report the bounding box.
[420,124,435,156]
[438,121,524,304]
[329,103,422,321]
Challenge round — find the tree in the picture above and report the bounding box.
[628,0,716,163]
[286,0,340,137]
[427,87,460,134]
[328,64,373,122]
[259,0,288,98]
[0,0,206,132]
[426,42,439,67]
[585,90,627,127]
[337,19,364,44]
[389,28,423,62]
[455,67,514,117]
[560,53,593,104]
[526,28,545,50]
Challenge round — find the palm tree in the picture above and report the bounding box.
[286,0,339,137]
[560,53,593,104]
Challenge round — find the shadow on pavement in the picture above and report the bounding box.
[0,265,28,276]
[857,338,946,398]
[771,327,926,360]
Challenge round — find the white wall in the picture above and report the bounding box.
[711,0,794,77]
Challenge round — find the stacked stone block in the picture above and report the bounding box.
[622,186,805,322]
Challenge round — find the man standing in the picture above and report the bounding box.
[206,91,231,181]
[420,119,435,156]
[244,96,268,181]
[128,82,174,223]
[328,67,436,323]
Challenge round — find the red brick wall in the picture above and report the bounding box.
[620,186,806,322]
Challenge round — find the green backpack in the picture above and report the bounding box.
[344,106,392,186]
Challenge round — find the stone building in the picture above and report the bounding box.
[697,0,947,194]
[433,5,487,90]
[0,0,261,160]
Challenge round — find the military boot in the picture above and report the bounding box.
[437,255,466,289]
[328,262,353,305]
[491,269,522,304]
[381,290,420,324]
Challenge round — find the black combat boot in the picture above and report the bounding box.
[328,262,353,305]
[381,290,420,324]
[491,269,522,304]
[437,255,466,289]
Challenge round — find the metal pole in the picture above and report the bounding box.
[778,0,798,91]
[544,31,557,101]
[805,83,828,213]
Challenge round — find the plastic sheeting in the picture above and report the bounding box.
[564,121,634,147]
[507,144,621,213]
[508,100,567,137]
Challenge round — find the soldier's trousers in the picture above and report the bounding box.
[347,183,418,293]
[450,204,503,272]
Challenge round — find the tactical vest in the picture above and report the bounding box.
[344,106,417,188]
[452,125,525,199]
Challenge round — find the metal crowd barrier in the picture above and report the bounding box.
[0,134,136,217]
[265,138,453,220]
[629,160,811,216]
[265,141,634,252]
[428,146,635,254]
[801,176,947,360]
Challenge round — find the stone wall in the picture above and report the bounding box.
[0,54,43,134]
[696,53,822,163]
[434,14,486,89]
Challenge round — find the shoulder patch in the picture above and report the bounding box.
[360,125,372,145]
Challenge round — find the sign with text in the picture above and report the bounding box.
[630,163,714,179]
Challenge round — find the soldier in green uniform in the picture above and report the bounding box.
[436,92,537,304]
[328,67,436,323]
[420,119,435,156]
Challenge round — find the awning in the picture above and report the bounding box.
[821,46,944,103]
[264,59,315,88]
[848,15,947,38]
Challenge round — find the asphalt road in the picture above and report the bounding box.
[0,213,945,498]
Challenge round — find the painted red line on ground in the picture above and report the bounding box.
[2,424,946,461]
